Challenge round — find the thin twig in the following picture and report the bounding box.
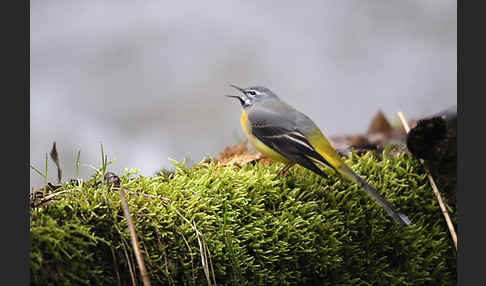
[204,235,217,286]
[194,222,211,286]
[397,112,411,134]
[180,233,196,286]
[169,202,214,286]
[118,187,152,286]
[40,189,71,201]
[120,185,214,284]
[114,224,137,286]
[119,235,137,286]
[397,111,457,250]
[30,188,76,207]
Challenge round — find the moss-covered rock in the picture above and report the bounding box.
[30,151,456,285]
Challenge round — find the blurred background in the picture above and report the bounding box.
[30,0,456,189]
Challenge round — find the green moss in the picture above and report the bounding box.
[30,151,456,285]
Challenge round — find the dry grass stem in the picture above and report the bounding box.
[31,188,76,207]
[134,192,215,285]
[119,235,137,286]
[118,187,152,286]
[194,222,212,286]
[38,189,70,201]
[181,233,196,286]
[205,238,217,286]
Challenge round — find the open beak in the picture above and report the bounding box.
[230,84,246,94]
[226,84,247,105]
[225,94,245,105]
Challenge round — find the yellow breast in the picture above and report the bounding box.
[240,110,290,164]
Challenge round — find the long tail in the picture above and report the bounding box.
[337,165,411,226]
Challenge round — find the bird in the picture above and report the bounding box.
[226,84,411,226]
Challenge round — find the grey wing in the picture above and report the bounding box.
[247,104,336,177]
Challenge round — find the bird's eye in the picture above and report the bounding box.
[247,90,257,96]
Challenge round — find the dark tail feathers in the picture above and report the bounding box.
[338,166,411,226]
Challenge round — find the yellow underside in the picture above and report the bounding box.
[240,110,290,164]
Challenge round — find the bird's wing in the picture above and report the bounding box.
[247,105,335,177]
[248,102,411,226]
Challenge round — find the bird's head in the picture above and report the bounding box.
[226,85,277,108]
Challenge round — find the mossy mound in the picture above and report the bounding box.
[30,151,457,285]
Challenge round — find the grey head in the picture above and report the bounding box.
[226,85,278,108]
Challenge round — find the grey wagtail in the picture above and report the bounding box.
[227,85,411,226]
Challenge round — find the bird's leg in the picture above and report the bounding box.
[276,163,295,177]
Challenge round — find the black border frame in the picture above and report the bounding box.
[15,0,480,284]
[5,0,30,285]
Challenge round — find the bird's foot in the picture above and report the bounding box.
[276,163,295,177]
